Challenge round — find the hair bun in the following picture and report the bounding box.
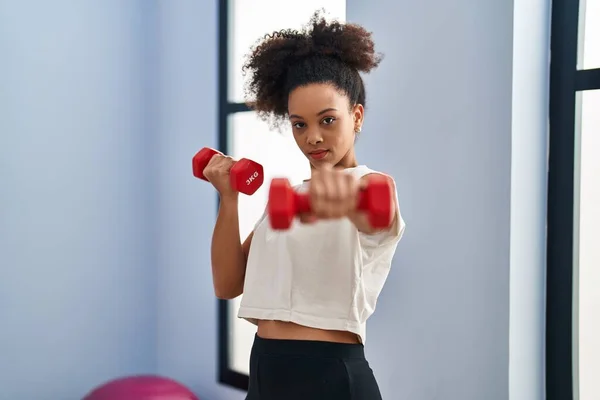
[306,12,382,73]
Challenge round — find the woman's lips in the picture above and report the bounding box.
[309,150,328,160]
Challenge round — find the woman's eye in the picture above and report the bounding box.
[322,117,335,125]
[292,122,305,129]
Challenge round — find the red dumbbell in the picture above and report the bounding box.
[192,147,264,195]
[267,175,393,230]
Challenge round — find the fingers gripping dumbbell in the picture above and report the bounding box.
[192,147,264,195]
[267,175,393,230]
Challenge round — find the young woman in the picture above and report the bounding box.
[203,12,406,400]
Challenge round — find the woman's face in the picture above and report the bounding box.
[288,83,363,169]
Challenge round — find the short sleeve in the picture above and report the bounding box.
[348,166,406,249]
[358,179,406,248]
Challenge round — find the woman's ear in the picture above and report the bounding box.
[352,103,364,131]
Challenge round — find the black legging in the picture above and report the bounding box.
[245,334,383,400]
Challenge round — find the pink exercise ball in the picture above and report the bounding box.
[83,375,198,400]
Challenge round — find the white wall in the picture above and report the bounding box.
[0,1,242,398]
[0,1,157,399]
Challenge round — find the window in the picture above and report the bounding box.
[547,0,600,399]
[217,0,346,390]
[573,89,600,400]
[578,0,600,69]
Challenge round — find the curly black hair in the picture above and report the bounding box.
[242,10,383,128]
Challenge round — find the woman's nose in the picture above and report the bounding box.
[306,130,323,145]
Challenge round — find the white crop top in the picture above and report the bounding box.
[237,165,406,344]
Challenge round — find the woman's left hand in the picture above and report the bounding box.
[299,166,360,224]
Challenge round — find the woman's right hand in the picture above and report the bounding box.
[203,154,238,200]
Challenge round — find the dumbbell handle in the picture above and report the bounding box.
[194,148,223,182]
[292,191,370,214]
[192,147,264,195]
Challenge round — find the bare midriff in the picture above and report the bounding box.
[257,320,360,344]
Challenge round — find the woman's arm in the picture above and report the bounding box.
[211,197,254,299]
[348,173,400,235]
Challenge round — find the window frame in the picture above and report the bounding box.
[217,0,251,392]
[547,0,600,399]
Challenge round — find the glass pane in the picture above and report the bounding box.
[574,89,600,400]
[579,0,600,69]
[228,0,346,103]
[226,111,311,374]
